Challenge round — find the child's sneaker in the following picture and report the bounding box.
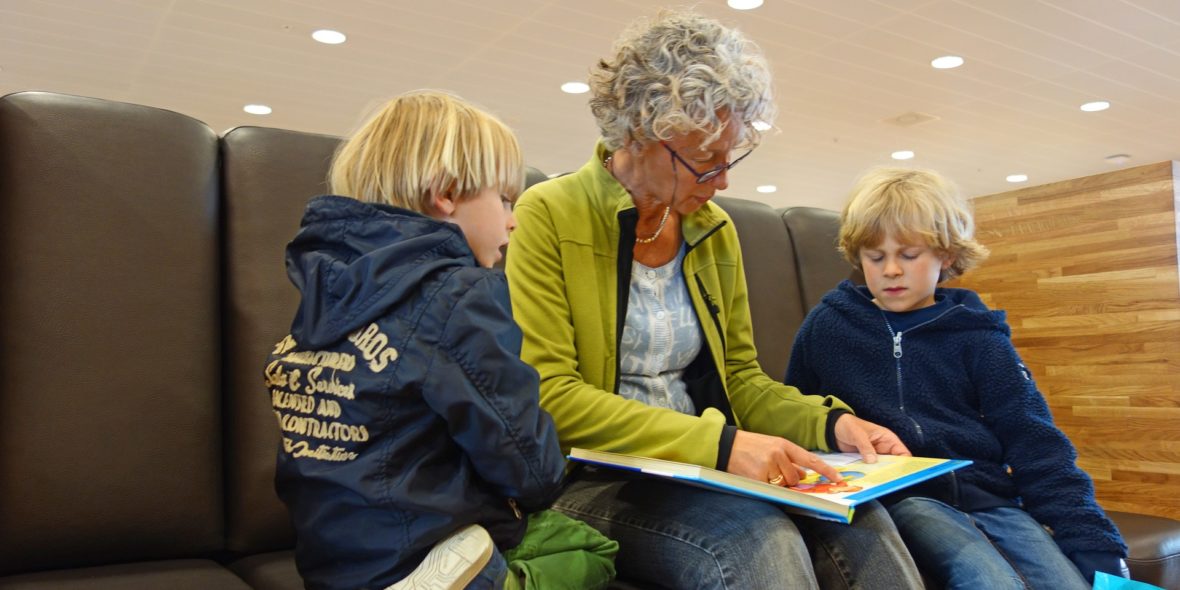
[387,524,494,590]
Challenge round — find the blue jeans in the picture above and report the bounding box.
[888,497,1090,590]
[469,549,509,589]
[552,468,923,589]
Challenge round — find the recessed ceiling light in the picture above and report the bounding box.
[311,29,346,44]
[1006,174,1028,183]
[560,81,589,94]
[752,120,772,132]
[891,150,915,160]
[756,185,777,193]
[243,104,272,115]
[931,55,964,69]
[1104,153,1131,165]
[728,0,764,9]
[1080,100,1110,112]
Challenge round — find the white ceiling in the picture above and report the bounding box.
[3,0,1179,210]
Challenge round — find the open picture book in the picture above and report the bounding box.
[568,447,972,524]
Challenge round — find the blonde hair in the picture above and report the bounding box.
[839,167,989,280]
[588,9,775,152]
[329,90,524,212]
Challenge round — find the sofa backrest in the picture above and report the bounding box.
[781,206,861,312]
[712,196,807,380]
[220,126,343,555]
[0,91,224,574]
[710,200,859,381]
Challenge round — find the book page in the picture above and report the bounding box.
[791,454,951,500]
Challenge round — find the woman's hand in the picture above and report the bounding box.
[726,430,843,486]
[833,414,911,463]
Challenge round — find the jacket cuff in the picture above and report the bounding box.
[824,409,851,451]
[715,425,738,470]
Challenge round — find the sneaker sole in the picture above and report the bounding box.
[388,524,494,590]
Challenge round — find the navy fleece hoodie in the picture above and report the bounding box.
[787,280,1126,578]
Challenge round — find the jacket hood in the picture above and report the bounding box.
[285,195,474,348]
[824,279,1009,335]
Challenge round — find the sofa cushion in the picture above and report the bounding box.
[0,91,223,575]
[227,551,302,590]
[219,126,342,555]
[0,560,252,590]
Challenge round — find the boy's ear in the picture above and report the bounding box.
[940,252,957,270]
[428,190,457,218]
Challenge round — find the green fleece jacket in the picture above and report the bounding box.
[506,142,852,468]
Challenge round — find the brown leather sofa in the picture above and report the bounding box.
[0,91,1176,589]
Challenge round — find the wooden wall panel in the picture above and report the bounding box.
[947,161,1180,520]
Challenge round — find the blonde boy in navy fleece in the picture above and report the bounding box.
[786,167,1127,588]
[267,90,616,590]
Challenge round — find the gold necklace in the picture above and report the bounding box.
[604,154,672,245]
[635,205,671,244]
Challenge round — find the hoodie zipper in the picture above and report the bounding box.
[882,320,926,447]
[862,291,968,506]
[888,306,971,505]
[855,287,963,449]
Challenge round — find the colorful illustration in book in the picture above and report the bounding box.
[789,471,865,494]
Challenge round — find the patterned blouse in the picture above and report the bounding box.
[618,244,701,414]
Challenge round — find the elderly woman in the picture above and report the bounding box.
[506,10,924,590]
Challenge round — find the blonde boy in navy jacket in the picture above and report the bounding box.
[267,91,617,590]
[787,167,1126,588]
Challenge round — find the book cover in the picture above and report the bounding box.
[567,448,972,524]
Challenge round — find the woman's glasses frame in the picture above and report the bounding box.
[660,142,753,184]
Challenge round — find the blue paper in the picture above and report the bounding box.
[1092,571,1163,590]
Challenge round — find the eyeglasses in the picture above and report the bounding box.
[660,142,753,184]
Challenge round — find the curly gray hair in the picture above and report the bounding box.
[589,10,776,151]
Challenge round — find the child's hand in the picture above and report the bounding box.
[833,414,911,463]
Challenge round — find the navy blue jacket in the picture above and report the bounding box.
[786,281,1126,566]
[266,196,565,590]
